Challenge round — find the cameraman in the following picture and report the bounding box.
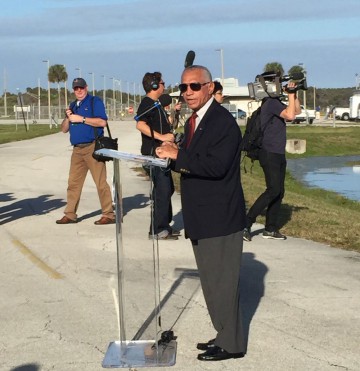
[243,76,301,241]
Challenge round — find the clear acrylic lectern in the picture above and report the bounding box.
[95,149,177,368]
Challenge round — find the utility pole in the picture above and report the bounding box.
[215,48,225,85]
[3,68,8,117]
[43,60,51,128]
[101,75,106,106]
[89,72,95,96]
[299,63,308,125]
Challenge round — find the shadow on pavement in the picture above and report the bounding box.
[130,252,268,352]
[0,193,65,225]
[241,252,268,348]
[10,363,40,371]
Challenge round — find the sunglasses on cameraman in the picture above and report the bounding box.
[179,82,210,93]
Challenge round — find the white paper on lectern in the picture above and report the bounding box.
[95,149,169,168]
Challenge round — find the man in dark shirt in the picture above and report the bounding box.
[243,80,301,241]
[136,72,179,240]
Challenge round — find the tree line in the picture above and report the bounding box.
[263,62,358,110]
[0,62,358,114]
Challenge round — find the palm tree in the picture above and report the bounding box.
[264,62,284,76]
[288,65,304,76]
[48,64,68,118]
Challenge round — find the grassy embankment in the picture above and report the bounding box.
[240,126,360,252]
[175,126,360,252]
[0,124,61,144]
[1,124,360,252]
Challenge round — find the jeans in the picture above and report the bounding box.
[143,165,174,235]
[246,149,286,232]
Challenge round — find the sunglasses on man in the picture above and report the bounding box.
[179,82,210,93]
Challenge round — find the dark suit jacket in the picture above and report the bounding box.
[174,100,246,240]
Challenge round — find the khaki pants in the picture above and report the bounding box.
[64,143,114,220]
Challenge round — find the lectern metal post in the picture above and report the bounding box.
[97,149,177,368]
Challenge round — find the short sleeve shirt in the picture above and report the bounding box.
[136,96,171,155]
[68,94,107,145]
[260,97,287,154]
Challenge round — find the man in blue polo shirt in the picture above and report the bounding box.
[56,78,115,225]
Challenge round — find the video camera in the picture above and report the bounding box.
[248,71,307,100]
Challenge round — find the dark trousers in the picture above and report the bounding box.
[247,149,286,232]
[192,231,245,354]
[144,165,174,234]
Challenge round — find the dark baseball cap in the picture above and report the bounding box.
[72,78,87,89]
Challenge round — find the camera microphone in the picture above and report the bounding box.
[158,94,172,107]
[281,72,304,82]
[184,50,195,68]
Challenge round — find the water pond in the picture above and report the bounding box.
[287,155,360,202]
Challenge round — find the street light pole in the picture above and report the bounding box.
[38,78,41,120]
[88,72,95,96]
[63,64,68,108]
[119,80,122,112]
[3,68,8,117]
[133,82,137,111]
[299,62,308,125]
[101,75,106,106]
[110,77,116,119]
[42,59,51,128]
[75,67,82,78]
[215,48,224,85]
[127,81,130,110]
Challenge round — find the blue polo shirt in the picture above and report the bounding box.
[68,94,108,146]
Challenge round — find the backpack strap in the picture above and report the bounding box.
[90,96,113,140]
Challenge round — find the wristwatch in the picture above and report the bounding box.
[82,117,86,124]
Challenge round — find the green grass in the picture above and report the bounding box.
[285,126,360,157]
[173,125,360,252]
[240,158,360,252]
[0,124,61,144]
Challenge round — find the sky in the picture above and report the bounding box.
[1,0,360,94]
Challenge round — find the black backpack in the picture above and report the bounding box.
[240,105,263,161]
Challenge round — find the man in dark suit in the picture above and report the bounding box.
[156,65,247,362]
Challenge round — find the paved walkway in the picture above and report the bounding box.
[0,120,359,371]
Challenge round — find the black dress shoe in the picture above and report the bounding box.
[197,346,245,361]
[196,338,215,351]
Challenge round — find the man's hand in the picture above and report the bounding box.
[156,142,178,160]
[68,114,83,123]
[284,81,298,95]
[65,108,72,117]
[161,133,176,142]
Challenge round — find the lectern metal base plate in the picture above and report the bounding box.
[102,340,177,368]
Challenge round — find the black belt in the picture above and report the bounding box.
[74,142,94,148]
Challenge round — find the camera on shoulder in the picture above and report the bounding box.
[248,71,307,100]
